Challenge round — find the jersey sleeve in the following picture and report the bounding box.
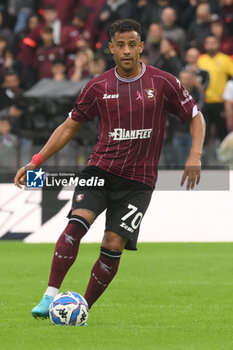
[69,80,98,123]
[164,73,198,123]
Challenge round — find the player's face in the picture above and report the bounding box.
[109,31,144,77]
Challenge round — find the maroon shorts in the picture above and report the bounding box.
[68,166,152,250]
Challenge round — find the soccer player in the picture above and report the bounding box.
[14,19,206,320]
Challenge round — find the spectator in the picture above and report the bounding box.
[144,23,163,65]
[0,71,24,135]
[78,0,107,48]
[223,79,233,132]
[183,47,209,93]
[219,0,233,36]
[36,3,61,45]
[198,35,233,142]
[13,14,39,87]
[18,4,84,86]
[94,40,115,70]
[187,2,217,49]
[0,118,18,156]
[7,0,35,34]
[18,4,63,67]
[140,0,176,39]
[27,13,40,31]
[171,69,205,166]
[0,47,23,83]
[210,19,233,56]
[179,70,205,110]
[0,118,16,139]
[140,49,150,65]
[96,0,133,42]
[178,0,221,29]
[92,53,107,77]
[69,48,94,81]
[0,8,13,43]
[15,13,39,47]
[131,0,149,35]
[39,0,77,25]
[177,0,199,29]
[34,26,64,80]
[160,7,186,57]
[154,38,182,77]
[61,7,91,55]
[51,58,67,81]
[0,36,8,63]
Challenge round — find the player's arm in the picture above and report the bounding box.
[14,117,83,189]
[180,111,206,190]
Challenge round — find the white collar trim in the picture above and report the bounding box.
[114,62,146,82]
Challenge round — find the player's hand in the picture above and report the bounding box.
[14,162,37,189]
[180,154,201,190]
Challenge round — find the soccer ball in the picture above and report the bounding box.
[49,291,88,326]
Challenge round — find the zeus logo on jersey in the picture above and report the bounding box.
[109,128,152,140]
[103,93,119,99]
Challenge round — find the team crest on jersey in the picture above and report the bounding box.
[144,88,157,100]
[76,194,85,202]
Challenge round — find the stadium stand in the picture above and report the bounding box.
[0,0,233,171]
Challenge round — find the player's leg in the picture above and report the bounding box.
[31,209,95,319]
[83,178,153,310]
[84,231,128,310]
[46,209,95,292]
[32,167,108,319]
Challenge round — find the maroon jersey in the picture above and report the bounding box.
[70,63,198,188]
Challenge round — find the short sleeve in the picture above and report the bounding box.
[69,80,98,123]
[223,81,233,101]
[164,73,198,123]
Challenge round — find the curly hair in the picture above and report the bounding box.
[109,19,142,41]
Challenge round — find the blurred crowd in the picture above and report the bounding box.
[0,0,233,168]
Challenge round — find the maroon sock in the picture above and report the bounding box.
[84,247,122,309]
[48,215,89,288]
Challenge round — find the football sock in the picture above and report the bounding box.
[48,215,90,289]
[44,286,59,298]
[84,247,122,309]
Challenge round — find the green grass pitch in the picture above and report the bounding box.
[1,242,233,350]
